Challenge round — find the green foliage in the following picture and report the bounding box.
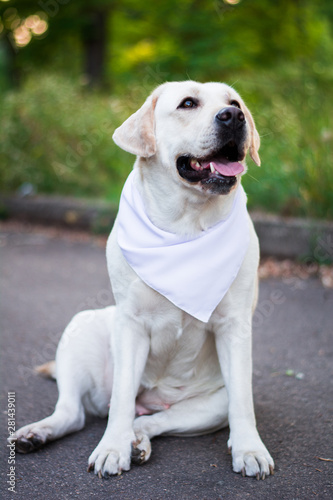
[0,74,132,201]
[239,63,333,219]
[0,0,332,218]
[1,65,332,220]
[109,0,331,88]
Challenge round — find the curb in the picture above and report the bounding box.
[1,194,332,261]
[0,194,118,235]
[250,212,333,261]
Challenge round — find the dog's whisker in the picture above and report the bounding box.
[246,173,260,182]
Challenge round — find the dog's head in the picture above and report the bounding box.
[113,81,260,195]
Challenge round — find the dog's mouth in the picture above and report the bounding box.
[176,141,245,194]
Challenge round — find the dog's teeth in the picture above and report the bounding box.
[210,162,216,173]
[190,160,202,170]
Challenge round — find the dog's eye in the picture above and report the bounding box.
[178,97,198,109]
[230,100,241,109]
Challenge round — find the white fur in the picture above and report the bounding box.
[10,81,274,480]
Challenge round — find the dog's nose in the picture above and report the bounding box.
[215,107,245,128]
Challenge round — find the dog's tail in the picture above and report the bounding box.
[34,360,56,380]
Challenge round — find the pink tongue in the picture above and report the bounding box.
[202,160,244,177]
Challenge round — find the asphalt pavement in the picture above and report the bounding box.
[0,224,332,500]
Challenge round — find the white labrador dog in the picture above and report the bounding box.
[10,81,274,480]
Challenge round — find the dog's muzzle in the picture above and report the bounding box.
[176,107,247,195]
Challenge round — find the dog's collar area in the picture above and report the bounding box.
[117,170,250,322]
[176,142,244,193]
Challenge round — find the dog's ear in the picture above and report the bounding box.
[242,104,261,166]
[112,95,158,158]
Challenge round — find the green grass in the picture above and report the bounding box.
[0,68,332,219]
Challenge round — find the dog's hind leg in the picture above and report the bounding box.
[131,387,229,464]
[10,330,90,453]
[9,307,114,453]
[11,382,86,454]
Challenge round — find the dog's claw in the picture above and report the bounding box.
[14,434,45,454]
[256,472,260,481]
[98,470,102,479]
[241,467,246,477]
[87,463,94,473]
[131,445,146,465]
[261,472,266,480]
[269,464,275,476]
[15,438,35,454]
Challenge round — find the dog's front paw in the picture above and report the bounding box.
[88,432,136,478]
[228,433,274,480]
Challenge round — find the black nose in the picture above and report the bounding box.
[215,107,245,128]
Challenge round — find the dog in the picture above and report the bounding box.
[9,81,274,480]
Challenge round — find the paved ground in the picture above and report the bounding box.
[0,224,332,500]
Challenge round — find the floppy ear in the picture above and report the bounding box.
[112,95,158,158]
[243,104,261,166]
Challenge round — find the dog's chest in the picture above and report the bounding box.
[140,312,220,390]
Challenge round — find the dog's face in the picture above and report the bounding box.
[113,81,260,196]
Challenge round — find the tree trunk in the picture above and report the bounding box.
[2,32,20,87]
[82,9,108,88]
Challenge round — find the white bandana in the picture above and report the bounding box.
[117,170,250,322]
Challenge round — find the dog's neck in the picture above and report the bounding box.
[135,159,240,238]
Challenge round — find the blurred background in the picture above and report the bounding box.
[0,0,332,219]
